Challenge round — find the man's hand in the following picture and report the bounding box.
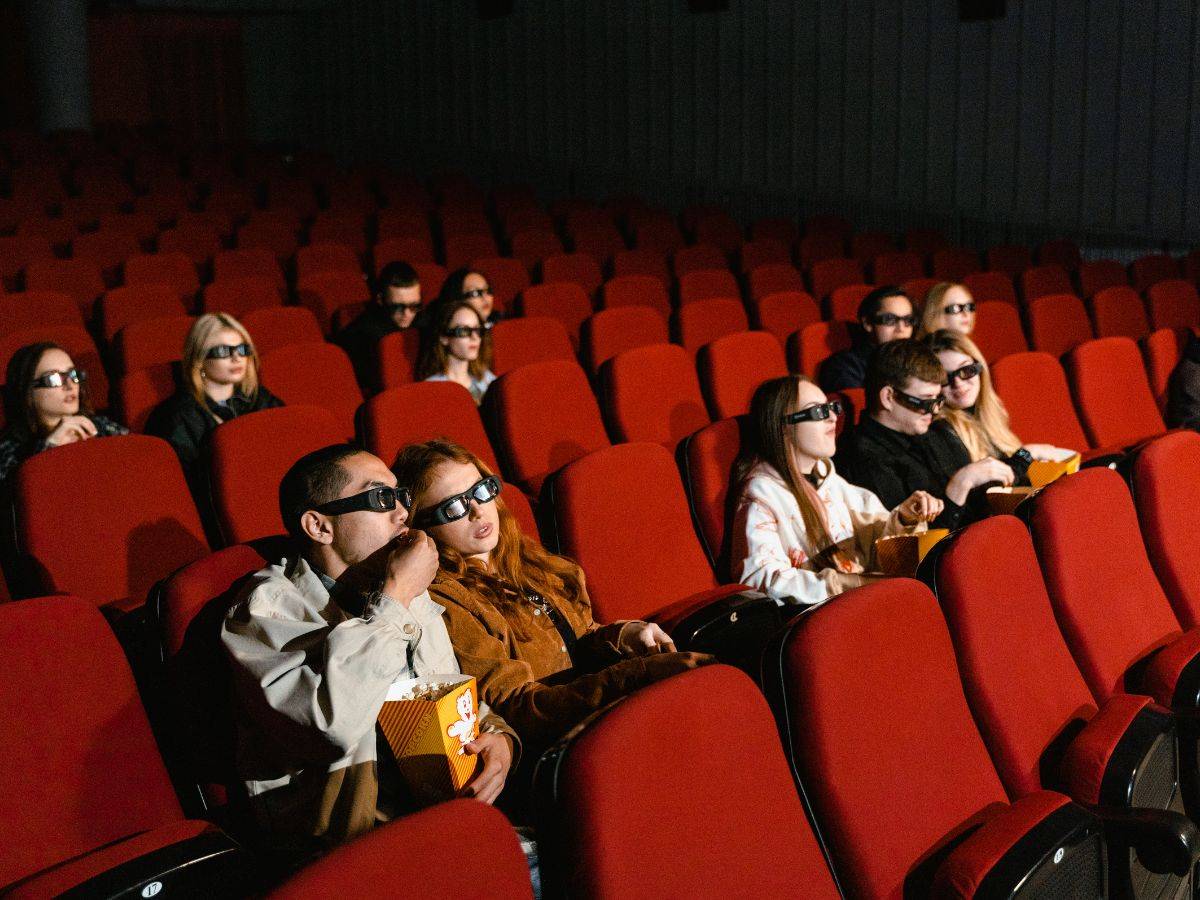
[895,490,944,525]
[44,415,97,448]
[459,732,513,805]
[618,621,677,656]
[380,529,440,607]
[945,457,1013,506]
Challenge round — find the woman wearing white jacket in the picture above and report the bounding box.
[731,375,943,606]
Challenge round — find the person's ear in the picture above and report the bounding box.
[860,318,875,336]
[300,510,334,545]
[879,384,897,413]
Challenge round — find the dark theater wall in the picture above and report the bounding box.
[247,0,1200,254]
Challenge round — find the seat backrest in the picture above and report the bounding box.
[202,275,284,318]
[0,596,183,888]
[14,434,209,607]
[850,230,894,264]
[1027,293,1094,357]
[827,282,872,323]
[905,228,947,256]
[599,273,671,317]
[1148,279,1200,331]
[751,289,820,346]
[1027,467,1183,699]
[296,269,372,334]
[123,250,200,302]
[1021,264,1074,302]
[1090,286,1150,340]
[1142,326,1190,412]
[100,284,186,343]
[931,246,981,282]
[115,313,197,375]
[518,282,592,347]
[1131,254,1179,293]
[1066,336,1165,447]
[208,405,347,545]
[1038,239,1082,271]
[579,305,669,377]
[672,243,728,279]
[987,244,1033,276]
[990,351,1089,450]
[214,246,285,288]
[928,515,1100,797]
[1130,431,1200,630]
[751,216,800,245]
[698,330,788,420]
[376,327,422,389]
[1078,259,1128,298]
[797,231,845,269]
[71,227,139,273]
[510,228,562,271]
[116,363,177,432]
[534,664,838,900]
[694,215,743,255]
[808,256,863,301]
[241,305,324,358]
[262,342,362,441]
[672,297,748,355]
[871,250,924,284]
[490,316,576,377]
[25,256,105,316]
[970,300,1028,363]
[601,343,710,450]
[549,442,719,621]
[484,359,610,495]
[788,320,852,379]
[739,237,791,273]
[962,270,1019,306]
[680,416,745,577]
[611,248,669,285]
[269,800,532,900]
[0,322,109,410]
[678,268,739,305]
[362,380,500,471]
[473,256,531,315]
[774,578,1012,900]
[540,252,602,297]
[747,263,805,301]
[0,289,82,333]
[373,234,435,269]
[442,232,498,272]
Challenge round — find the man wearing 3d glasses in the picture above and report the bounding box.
[221,444,517,853]
[836,339,1014,530]
[818,285,916,393]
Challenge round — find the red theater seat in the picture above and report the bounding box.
[238,216,300,262]
[540,252,602,298]
[1027,293,1094,357]
[1143,326,1190,412]
[1066,336,1165,448]
[797,232,845,269]
[611,248,670,285]
[1037,239,1082,271]
[116,364,176,433]
[13,435,209,611]
[241,305,324,358]
[672,297,748,355]
[750,217,800,245]
[473,256,530,315]
[992,352,1091,453]
[970,301,1028,363]
[270,801,531,900]
[808,257,864,301]
[24,256,105,318]
[0,596,239,897]
[673,243,728,279]
[678,268,740,306]
[767,578,1108,899]
[570,223,625,266]
[373,235,436,269]
[123,251,201,305]
[443,232,499,272]
[0,234,53,289]
[600,273,671,317]
[580,306,669,377]
[600,343,710,451]
[963,270,1019,307]
[850,230,894,264]
[484,359,610,495]
[71,227,139,281]
[1079,259,1129,298]
[518,282,591,347]
[376,327,422,389]
[158,224,221,267]
[987,244,1033,277]
[532,665,839,899]
[828,282,872,323]
[489,316,575,376]
[1090,286,1150,340]
[747,263,805,301]
[698,330,788,420]
[788,320,852,379]
[297,270,372,334]
[202,275,284,317]
[751,289,820,346]
[739,237,791,273]
[115,314,196,374]
[694,214,743,255]
[208,405,347,545]
[362,381,500,471]
[214,247,286,291]
[871,250,924,284]
[931,247,981,282]
[1132,254,1180,294]
[262,342,362,441]
[904,228,947,257]
[0,289,83,333]
[1021,264,1074,303]
[100,284,186,344]
[1148,279,1200,331]
[510,228,563,273]
[680,416,745,577]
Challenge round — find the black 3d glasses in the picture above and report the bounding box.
[31,368,85,389]
[782,400,843,424]
[945,362,983,384]
[894,390,946,415]
[314,485,413,516]
[419,475,502,527]
[205,343,252,360]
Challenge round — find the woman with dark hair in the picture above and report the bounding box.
[392,439,710,752]
[730,374,940,606]
[145,312,282,471]
[439,267,502,328]
[0,342,127,487]
[415,300,496,405]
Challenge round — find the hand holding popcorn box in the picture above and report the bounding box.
[377,674,479,804]
[875,529,951,576]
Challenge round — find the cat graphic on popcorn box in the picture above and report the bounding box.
[377,674,482,804]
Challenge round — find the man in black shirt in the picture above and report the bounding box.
[334,260,423,390]
[819,285,915,393]
[837,339,1014,530]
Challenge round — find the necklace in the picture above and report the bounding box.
[524,590,551,615]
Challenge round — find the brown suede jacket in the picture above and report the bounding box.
[429,570,709,751]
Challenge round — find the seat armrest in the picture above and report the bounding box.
[652,588,783,676]
[1083,804,1200,877]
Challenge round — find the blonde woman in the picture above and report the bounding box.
[924,330,1072,480]
[730,375,941,606]
[919,282,976,337]
[146,312,282,471]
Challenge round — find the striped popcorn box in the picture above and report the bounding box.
[377,674,479,804]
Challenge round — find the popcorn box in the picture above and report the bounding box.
[875,529,950,576]
[377,674,479,804]
[986,485,1038,515]
[1026,451,1081,490]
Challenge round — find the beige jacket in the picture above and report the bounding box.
[221,555,516,847]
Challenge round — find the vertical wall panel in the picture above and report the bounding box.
[251,0,1200,250]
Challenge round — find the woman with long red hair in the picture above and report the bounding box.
[392,439,710,752]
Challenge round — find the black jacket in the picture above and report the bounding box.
[1167,333,1200,431]
[145,387,283,473]
[333,304,402,390]
[836,416,986,530]
[819,342,873,393]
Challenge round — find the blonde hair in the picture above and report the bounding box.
[182,312,261,407]
[924,330,1021,460]
[918,282,972,338]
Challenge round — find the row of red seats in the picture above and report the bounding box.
[10,431,1200,895]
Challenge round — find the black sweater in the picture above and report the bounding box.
[145,388,283,472]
